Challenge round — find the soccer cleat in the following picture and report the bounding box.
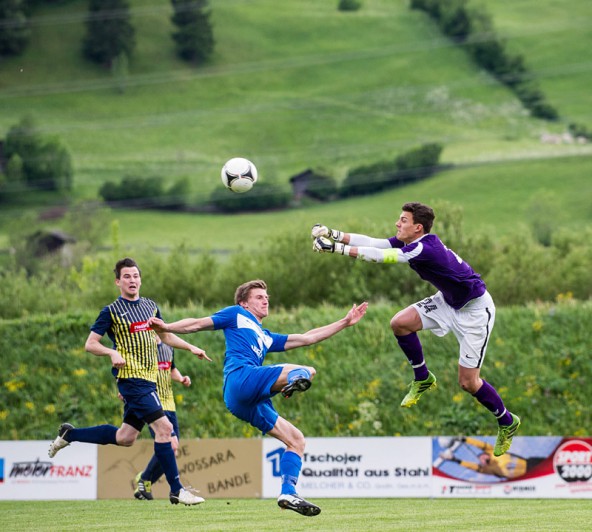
[494,413,521,457]
[48,423,74,458]
[281,378,312,399]
[170,488,205,506]
[400,371,437,408]
[277,493,321,517]
[133,472,153,501]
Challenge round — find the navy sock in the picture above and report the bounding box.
[473,380,513,425]
[66,425,118,445]
[396,333,429,381]
[287,367,311,384]
[154,441,183,493]
[143,454,164,483]
[280,451,302,495]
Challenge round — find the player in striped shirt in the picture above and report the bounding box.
[48,257,211,506]
[132,337,192,501]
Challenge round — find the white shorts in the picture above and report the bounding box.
[413,291,495,369]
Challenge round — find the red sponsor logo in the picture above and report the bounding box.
[50,465,94,478]
[130,320,151,333]
[553,440,592,483]
[158,361,172,371]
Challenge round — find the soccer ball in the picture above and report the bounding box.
[221,157,258,193]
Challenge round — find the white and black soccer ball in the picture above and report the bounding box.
[221,157,258,193]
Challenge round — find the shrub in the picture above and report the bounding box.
[338,0,362,12]
[4,116,73,191]
[209,182,291,213]
[340,160,394,198]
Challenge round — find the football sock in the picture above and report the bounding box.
[287,367,311,384]
[280,451,302,495]
[66,425,118,445]
[154,441,183,493]
[396,333,429,381]
[473,380,513,425]
[143,454,164,483]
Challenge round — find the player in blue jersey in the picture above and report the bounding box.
[147,279,368,517]
[48,257,211,506]
[312,202,520,457]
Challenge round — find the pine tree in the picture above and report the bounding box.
[82,0,135,66]
[171,0,214,63]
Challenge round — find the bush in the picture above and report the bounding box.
[4,116,73,191]
[99,175,163,207]
[338,0,362,11]
[340,160,394,198]
[209,182,291,213]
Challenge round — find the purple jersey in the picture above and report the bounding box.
[388,233,486,309]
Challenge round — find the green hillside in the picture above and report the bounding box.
[0,0,591,251]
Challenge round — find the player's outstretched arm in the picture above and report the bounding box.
[148,316,215,334]
[284,302,368,350]
[159,331,212,362]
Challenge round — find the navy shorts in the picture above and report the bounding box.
[118,378,165,431]
[223,364,284,434]
[148,411,179,439]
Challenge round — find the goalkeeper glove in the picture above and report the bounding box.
[311,223,344,242]
[313,237,347,255]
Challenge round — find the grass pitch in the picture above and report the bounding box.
[2,498,590,531]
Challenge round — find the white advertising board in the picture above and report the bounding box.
[262,436,432,498]
[0,441,97,500]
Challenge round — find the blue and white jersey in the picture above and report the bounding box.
[388,233,486,310]
[211,305,288,382]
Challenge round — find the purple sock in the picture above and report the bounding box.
[473,380,513,425]
[396,333,429,380]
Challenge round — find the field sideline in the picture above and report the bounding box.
[2,498,590,531]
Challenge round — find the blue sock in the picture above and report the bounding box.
[287,367,311,384]
[66,425,118,445]
[396,333,429,381]
[143,454,164,483]
[154,441,183,493]
[280,451,302,495]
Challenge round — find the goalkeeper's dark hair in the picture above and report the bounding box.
[235,279,267,304]
[402,202,435,233]
[114,257,141,279]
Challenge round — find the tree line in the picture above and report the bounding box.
[0,0,214,67]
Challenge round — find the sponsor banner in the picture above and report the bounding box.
[98,438,262,499]
[262,437,432,498]
[432,436,592,498]
[0,441,97,500]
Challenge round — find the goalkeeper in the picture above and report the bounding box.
[312,202,520,457]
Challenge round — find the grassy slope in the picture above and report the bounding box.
[0,0,590,251]
[485,0,592,121]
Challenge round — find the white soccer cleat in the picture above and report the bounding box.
[48,423,74,458]
[169,488,205,506]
